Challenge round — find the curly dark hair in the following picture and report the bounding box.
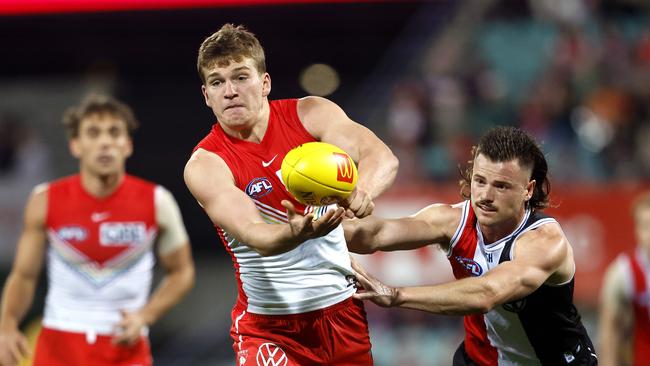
[459,126,550,210]
[62,94,139,139]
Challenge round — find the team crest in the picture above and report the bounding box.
[454,256,483,276]
[246,177,273,199]
[256,343,287,366]
[237,349,249,365]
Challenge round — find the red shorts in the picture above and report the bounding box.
[231,297,373,365]
[33,327,152,366]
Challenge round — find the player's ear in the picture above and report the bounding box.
[262,73,271,97]
[525,179,536,201]
[201,85,210,106]
[125,138,134,158]
[69,138,81,159]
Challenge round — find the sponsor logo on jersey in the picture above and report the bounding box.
[246,177,273,199]
[256,343,287,366]
[57,226,88,242]
[334,153,354,183]
[99,222,147,246]
[90,211,111,223]
[262,155,278,168]
[454,256,483,276]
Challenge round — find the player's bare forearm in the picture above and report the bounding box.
[356,263,535,315]
[137,246,195,326]
[0,274,38,332]
[394,278,500,315]
[345,216,435,254]
[238,222,304,256]
[396,262,543,315]
[597,302,625,366]
[239,202,345,256]
[597,318,621,366]
[356,149,398,199]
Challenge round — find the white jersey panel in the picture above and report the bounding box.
[227,202,354,315]
[43,234,154,334]
[474,209,557,365]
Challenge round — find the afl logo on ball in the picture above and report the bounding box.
[246,177,273,199]
[256,343,287,366]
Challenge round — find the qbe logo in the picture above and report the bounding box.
[256,343,287,366]
[246,177,273,199]
[99,222,147,246]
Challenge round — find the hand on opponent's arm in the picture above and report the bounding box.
[350,256,398,307]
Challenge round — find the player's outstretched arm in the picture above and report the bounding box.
[344,203,460,254]
[297,96,398,218]
[0,185,48,366]
[353,223,570,315]
[598,259,630,366]
[185,149,344,256]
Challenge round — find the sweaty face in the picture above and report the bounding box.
[201,58,271,135]
[470,154,535,235]
[70,113,132,178]
[635,207,650,251]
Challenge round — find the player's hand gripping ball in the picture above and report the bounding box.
[281,142,358,206]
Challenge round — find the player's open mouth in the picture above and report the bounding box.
[97,155,114,164]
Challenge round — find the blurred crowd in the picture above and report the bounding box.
[384,0,650,185]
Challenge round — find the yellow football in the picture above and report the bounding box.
[281,142,358,206]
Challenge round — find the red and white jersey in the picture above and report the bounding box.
[448,200,594,365]
[615,248,650,364]
[194,98,355,315]
[44,175,159,334]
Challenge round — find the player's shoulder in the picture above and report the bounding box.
[186,148,230,173]
[520,219,564,241]
[30,181,50,200]
[184,148,235,189]
[297,95,335,110]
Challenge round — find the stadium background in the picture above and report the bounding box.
[0,0,649,364]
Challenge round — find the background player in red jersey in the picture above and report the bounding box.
[599,191,650,366]
[344,126,597,365]
[184,24,398,365]
[0,95,195,366]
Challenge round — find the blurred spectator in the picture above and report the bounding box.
[386,82,431,183]
[0,114,51,268]
[384,5,650,184]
